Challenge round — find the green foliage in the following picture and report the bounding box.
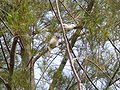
[11,70,30,89]
[5,0,36,33]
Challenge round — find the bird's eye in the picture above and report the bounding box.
[63,24,66,28]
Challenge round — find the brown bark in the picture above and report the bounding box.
[20,33,35,90]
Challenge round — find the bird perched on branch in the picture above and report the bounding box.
[45,36,60,57]
[63,24,83,31]
[48,36,60,51]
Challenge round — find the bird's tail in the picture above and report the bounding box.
[74,25,83,29]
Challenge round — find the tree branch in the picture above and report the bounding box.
[111,78,120,85]
[0,17,13,35]
[106,61,120,89]
[55,0,82,89]
[49,0,99,89]
[48,0,60,23]
[86,59,111,80]
[9,36,18,76]
[59,1,78,24]
[0,39,10,70]
[0,8,12,17]
[2,35,10,54]
[34,55,58,90]
[0,17,24,50]
[107,37,120,53]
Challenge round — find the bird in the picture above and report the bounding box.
[48,36,60,51]
[45,36,60,57]
[63,24,83,31]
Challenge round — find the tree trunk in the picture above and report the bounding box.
[21,33,35,90]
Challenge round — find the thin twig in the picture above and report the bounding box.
[111,78,120,85]
[56,0,98,89]
[0,39,10,70]
[59,1,78,24]
[0,76,11,90]
[34,55,58,90]
[66,1,99,89]
[107,37,120,53]
[66,76,74,90]
[0,8,12,17]
[55,0,82,89]
[0,17,13,35]
[73,57,99,90]
[86,59,111,80]
[48,0,60,23]
[0,17,24,49]
[74,0,93,17]
[2,35,10,54]
[106,62,120,89]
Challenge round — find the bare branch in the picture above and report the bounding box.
[106,61,120,89]
[0,39,10,70]
[111,78,120,85]
[2,35,10,54]
[0,17,13,35]
[75,59,99,90]
[86,59,111,80]
[0,17,24,50]
[55,0,82,89]
[34,55,58,90]
[32,46,48,65]
[59,1,78,24]
[48,0,60,23]
[107,37,120,53]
